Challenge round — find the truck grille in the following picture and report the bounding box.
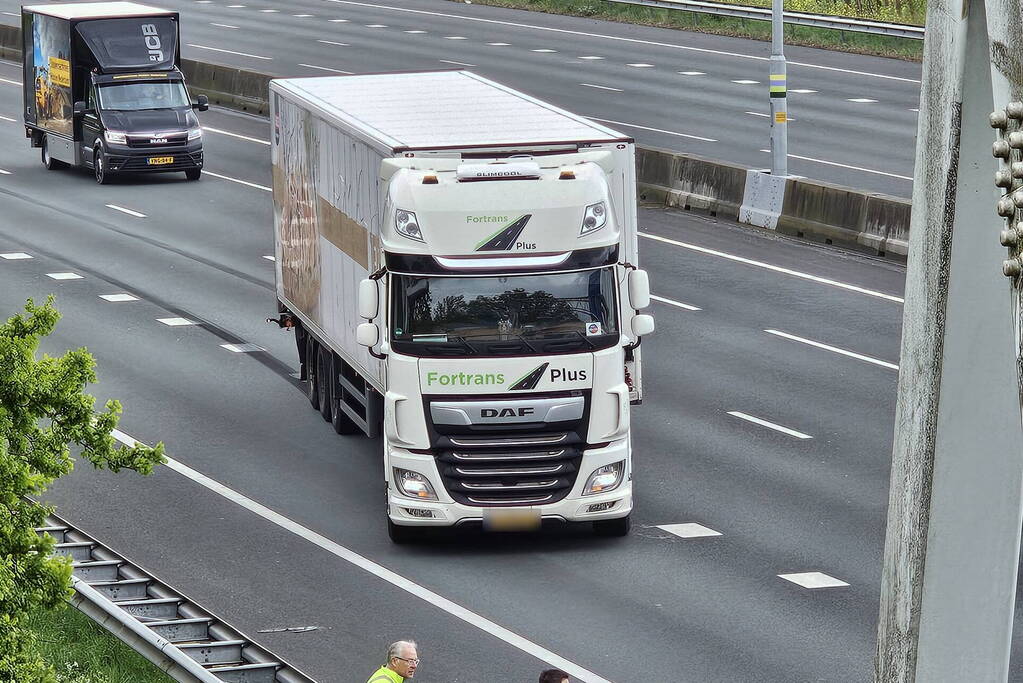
[127,134,188,148]
[435,439,582,507]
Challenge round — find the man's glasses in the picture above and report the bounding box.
[394,657,420,666]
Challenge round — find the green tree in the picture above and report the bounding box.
[0,297,164,682]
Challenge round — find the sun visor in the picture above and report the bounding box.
[76,17,178,71]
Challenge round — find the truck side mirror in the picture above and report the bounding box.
[73,101,88,118]
[194,94,209,112]
[357,322,379,348]
[632,314,655,338]
[358,279,379,319]
[628,269,650,310]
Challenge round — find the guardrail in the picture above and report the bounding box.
[608,0,925,38]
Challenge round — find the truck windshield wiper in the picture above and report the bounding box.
[568,330,597,349]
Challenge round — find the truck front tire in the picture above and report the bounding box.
[185,168,201,181]
[593,515,631,537]
[94,144,111,184]
[387,519,418,544]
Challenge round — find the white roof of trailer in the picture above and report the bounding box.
[23,2,171,19]
[272,71,630,151]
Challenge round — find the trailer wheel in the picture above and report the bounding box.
[41,137,64,170]
[593,515,631,537]
[94,144,111,185]
[316,345,332,422]
[306,335,320,411]
[387,519,418,544]
[329,353,362,435]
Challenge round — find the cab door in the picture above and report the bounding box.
[80,83,102,165]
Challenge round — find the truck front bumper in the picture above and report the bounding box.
[103,142,203,174]
[386,439,632,527]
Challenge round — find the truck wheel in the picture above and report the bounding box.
[94,144,111,184]
[329,354,362,435]
[306,335,320,411]
[387,519,418,544]
[185,168,201,181]
[41,137,64,170]
[593,515,631,537]
[316,346,332,422]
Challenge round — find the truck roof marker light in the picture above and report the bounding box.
[422,174,438,184]
[559,169,576,180]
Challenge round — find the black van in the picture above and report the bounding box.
[22,2,208,183]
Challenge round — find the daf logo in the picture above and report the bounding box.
[480,407,534,419]
[150,138,167,144]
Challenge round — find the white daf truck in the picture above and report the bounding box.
[268,71,654,542]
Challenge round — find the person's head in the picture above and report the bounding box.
[386,640,419,678]
[539,669,570,683]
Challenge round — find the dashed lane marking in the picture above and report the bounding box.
[765,329,899,370]
[726,411,812,439]
[678,71,705,75]
[204,170,272,192]
[210,22,239,28]
[0,78,22,86]
[99,293,140,302]
[627,63,654,67]
[299,63,354,74]
[1,252,32,259]
[318,39,350,46]
[262,255,276,261]
[157,317,197,326]
[187,44,273,59]
[579,83,622,92]
[106,204,146,218]
[658,523,722,538]
[440,59,476,67]
[531,48,558,53]
[650,294,700,311]
[732,79,759,84]
[221,343,266,353]
[756,149,913,181]
[445,35,467,39]
[586,117,716,143]
[847,98,878,103]
[639,232,905,303]
[202,126,269,145]
[0,169,10,175]
[578,55,603,59]
[0,115,15,121]
[779,572,849,589]
[108,428,616,683]
[46,272,83,280]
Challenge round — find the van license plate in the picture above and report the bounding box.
[148,156,174,165]
[483,508,541,532]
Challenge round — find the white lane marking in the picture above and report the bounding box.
[0,169,10,175]
[445,35,467,39]
[765,329,899,370]
[578,55,603,59]
[726,411,812,439]
[210,22,239,28]
[262,255,276,261]
[658,523,722,539]
[157,317,197,326]
[366,23,387,27]
[678,70,705,75]
[187,44,273,59]
[323,0,921,83]
[204,170,272,192]
[531,48,557,53]
[99,293,140,302]
[202,126,269,145]
[318,39,350,46]
[579,83,622,92]
[909,107,919,112]
[47,272,84,280]
[586,117,717,143]
[756,149,913,181]
[405,29,427,33]
[109,428,615,683]
[732,79,759,84]
[293,13,314,17]
[848,97,878,103]
[221,343,266,353]
[779,572,849,589]
[299,63,354,74]
[227,4,246,6]
[0,78,22,86]
[790,88,817,93]
[106,204,146,218]
[746,111,795,121]
[2,11,19,15]
[651,294,700,311]
[440,59,476,67]
[1,252,33,260]
[259,8,278,12]
[627,63,654,67]
[639,232,905,303]
[486,41,510,45]
[329,18,349,22]
[0,115,15,122]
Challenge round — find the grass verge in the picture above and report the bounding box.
[26,603,172,683]
[447,0,923,60]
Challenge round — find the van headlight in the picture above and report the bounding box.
[394,468,438,500]
[104,131,127,145]
[580,201,607,236]
[395,209,424,242]
[187,128,202,141]
[582,460,624,495]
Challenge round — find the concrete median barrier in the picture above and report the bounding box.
[181,59,272,116]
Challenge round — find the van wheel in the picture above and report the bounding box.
[316,345,332,422]
[329,354,362,435]
[387,519,418,544]
[41,137,64,170]
[593,515,631,537]
[94,144,111,184]
[185,168,201,181]
[306,335,320,411]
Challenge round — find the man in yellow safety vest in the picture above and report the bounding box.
[366,640,419,682]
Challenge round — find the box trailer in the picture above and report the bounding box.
[268,71,654,542]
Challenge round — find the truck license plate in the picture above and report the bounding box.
[147,156,174,165]
[483,508,541,532]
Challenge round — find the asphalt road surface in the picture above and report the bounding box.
[1,56,1016,680]
[0,0,921,197]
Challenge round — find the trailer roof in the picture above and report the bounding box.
[22,2,172,19]
[272,71,631,151]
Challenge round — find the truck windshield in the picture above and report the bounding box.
[97,82,190,111]
[391,268,619,357]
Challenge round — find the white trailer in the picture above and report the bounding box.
[269,71,654,542]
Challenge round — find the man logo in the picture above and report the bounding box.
[150,138,167,144]
[141,24,164,62]
[480,407,535,419]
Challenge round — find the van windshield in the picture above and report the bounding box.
[97,82,190,111]
[391,268,619,357]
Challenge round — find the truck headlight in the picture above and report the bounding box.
[580,201,607,236]
[187,128,202,141]
[582,460,624,495]
[394,468,438,500]
[395,209,424,242]
[104,131,127,145]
